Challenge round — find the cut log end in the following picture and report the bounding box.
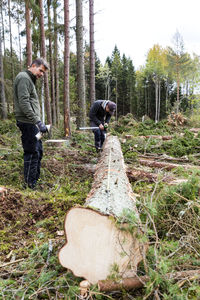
[59,207,145,284]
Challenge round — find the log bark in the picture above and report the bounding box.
[59,135,146,284]
[98,269,200,292]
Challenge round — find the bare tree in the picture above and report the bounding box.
[89,0,95,104]
[63,0,71,137]
[25,0,32,67]
[76,0,86,127]
[39,0,52,124]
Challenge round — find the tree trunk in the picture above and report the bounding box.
[158,79,161,122]
[25,0,32,67]
[63,0,71,137]
[0,27,7,119]
[89,0,95,104]
[8,0,14,85]
[155,78,158,123]
[53,1,60,125]
[47,0,56,125]
[0,3,5,53]
[139,159,200,171]
[59,135,146,284]
[17,1,22,70]
[39,0,52,124]
[76,0,86,127]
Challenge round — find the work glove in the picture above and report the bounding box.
[104,123,108,130]
[37,121,48,133]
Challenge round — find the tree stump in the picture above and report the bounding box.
[59,135,146,284]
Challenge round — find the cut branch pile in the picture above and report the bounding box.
[167,112,187,126]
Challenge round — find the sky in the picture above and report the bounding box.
[89,0,200,69]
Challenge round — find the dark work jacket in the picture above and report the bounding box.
[89,100,111,126]
[14,71,40,124]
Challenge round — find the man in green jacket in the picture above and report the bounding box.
[14,58,49,189]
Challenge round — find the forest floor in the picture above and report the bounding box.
[0,113,200,299]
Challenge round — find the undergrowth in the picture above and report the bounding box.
[0,114,200,299]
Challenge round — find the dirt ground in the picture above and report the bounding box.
[0,146,95,261]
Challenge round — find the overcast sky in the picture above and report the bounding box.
[90,0,200,69]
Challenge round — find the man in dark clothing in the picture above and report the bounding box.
[14,58,49,189]
[89,100,116,151]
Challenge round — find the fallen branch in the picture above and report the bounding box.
[0,258,24,268]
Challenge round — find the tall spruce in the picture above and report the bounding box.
[76,0,86,127]
[63,0,71,137]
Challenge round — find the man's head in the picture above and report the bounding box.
[29,58,49,79]
[106,101,116,115]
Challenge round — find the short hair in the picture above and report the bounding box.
[31,58,49,70]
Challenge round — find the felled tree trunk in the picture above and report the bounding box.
[139,159,200,171]
[59,135,146,284]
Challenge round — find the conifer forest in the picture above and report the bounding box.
[0,0,200,299]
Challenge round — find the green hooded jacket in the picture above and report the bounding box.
[14,71,41,124]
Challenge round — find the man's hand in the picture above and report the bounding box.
[37,121,48,133]
[99,124,104,130]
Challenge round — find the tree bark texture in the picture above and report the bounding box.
[89,0,95,104]
[0,27,7,119]
[63,0,71,137]
[53,1,60,125]
[39,0,52,124]
[59,135,146,284]
[47,0,56,125]
[76,0,86,127]
[8,0,14,84]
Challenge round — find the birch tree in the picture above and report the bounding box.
[146,44,168,123]
[167,31,191,113]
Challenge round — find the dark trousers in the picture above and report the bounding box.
[90,122,106,149]
[17,121,43,187]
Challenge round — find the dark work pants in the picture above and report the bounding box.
[90,122,106,149]
[17,121,43,187]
